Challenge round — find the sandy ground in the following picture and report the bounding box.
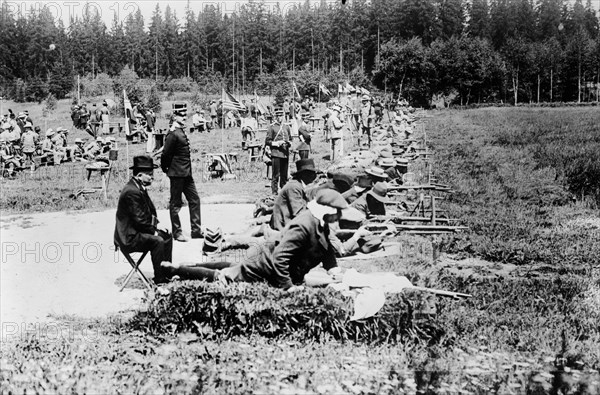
[0,204,254,329]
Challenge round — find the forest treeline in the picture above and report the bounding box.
[0,0,599,106]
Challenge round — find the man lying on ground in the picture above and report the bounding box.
[161,189,348,291]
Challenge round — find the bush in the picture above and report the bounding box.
[132,281,445,345]
[81,73,113,97]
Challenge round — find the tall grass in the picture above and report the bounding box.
[427,107,600,267]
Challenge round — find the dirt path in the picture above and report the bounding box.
[0,204,254,328]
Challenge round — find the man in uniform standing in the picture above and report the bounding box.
[265,108,291,195]
[329,104,345,161]
[161,115,203,242]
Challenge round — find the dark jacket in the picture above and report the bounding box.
[265,122,290,158]
[270,179,307,231]
[161,127,192,177]
[114,178,157,249]
[242,210,337,289]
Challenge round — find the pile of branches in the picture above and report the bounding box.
[131,281,446,344]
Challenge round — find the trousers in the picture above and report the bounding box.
[271,156,289,195]
[122,230,173,281]
[169,176,202,237]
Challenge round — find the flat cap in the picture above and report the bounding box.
[315,189,348,210]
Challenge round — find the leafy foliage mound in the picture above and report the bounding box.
[132,281,446,345]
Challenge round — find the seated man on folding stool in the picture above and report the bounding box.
[114,155,173,285]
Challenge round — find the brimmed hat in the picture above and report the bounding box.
[129,155,158,170]
[107,137,116,143]
[396,158,409,165]
[330,104,342,112]
[202,228,223,255]
[274,108,284,115]
[301,112,310,118]
[377,158,396,168]
[74,138,84,144]
[18,112,26,118]
[45,129,55,137]
[295,158,316,173]
[367,182,390,203]
[379,147,393,158]
[24,122,33,129]
[315,189,348,210]
[55,126,66,132]
[365,166,388,179]
[361,94,371,102]
[340,206,366,223]
[392,147,404,156]
[96,137,103,142]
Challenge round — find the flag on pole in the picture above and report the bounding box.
[338,83,344,94]
[222,88,246,111]
[345,82,355,93]
[292,81,302,99]
[123,89,134,136]
[319,83,331,96]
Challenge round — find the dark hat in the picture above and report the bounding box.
[358,236,383,254]
[129,155,158,170]
[315,189,348,209]
[274,108,284,115]
[356,174,372,189]
[295,158,316,173]
[332,173,355,193]
[367,182,390,203]
[34,126,41,132]
[202,228,223,255]
[365,166,388,179]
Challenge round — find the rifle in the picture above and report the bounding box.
[405,286,472,300]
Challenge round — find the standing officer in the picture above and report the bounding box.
[265,108,291,195]
[161,115,203,242]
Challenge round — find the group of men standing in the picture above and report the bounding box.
[71,101,110,137]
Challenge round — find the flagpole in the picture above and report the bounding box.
[221,88,225,153]
[318,83,321,104]
[124,90,130,178]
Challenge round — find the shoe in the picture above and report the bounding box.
[174,234,189,242]
[191,231,204,239]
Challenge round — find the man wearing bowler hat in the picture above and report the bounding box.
[270,158,317,231]
[114,156,173,285]
[161,115,203,242]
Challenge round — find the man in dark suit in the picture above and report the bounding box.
[265,109,291,195]
[270,158,317,231]
[161,115,203,242]
[114,155,172,284]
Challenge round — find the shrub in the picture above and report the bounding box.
[132,281,445,345]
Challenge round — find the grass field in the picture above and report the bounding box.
[2,104,600,393]
[426,107,600,269]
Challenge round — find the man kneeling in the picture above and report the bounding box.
[114,155,173,284]
[161,189,347,291]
